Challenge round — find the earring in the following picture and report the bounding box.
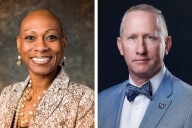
[62,56,67,66]
[16,54,22,66]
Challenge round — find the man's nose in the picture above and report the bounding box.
[136,38,147,55]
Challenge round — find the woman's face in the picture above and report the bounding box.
[17,12,66,76]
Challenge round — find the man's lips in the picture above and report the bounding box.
[31,57,51,64]
[133,59,150,62]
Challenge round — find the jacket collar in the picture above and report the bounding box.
[139,69,173,128]
[29,68,70,127]
[13,67,70,93]
[8,67,70,127]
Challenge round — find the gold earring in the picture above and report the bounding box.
[16,54,22,66]
[62,56,67,66]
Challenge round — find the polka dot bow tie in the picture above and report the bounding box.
[125,81,152,102]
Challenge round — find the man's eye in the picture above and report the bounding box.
[25,36,35,40]
[128,36,135,40]
[146,36,154,40]
[47,35,57,40]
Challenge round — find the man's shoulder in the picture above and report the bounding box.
[98,80,128,120]
[99,80,128,98]
[163,69,192,93]
[172,75,192,93]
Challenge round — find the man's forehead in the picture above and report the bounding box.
[124,11,157,29]
[126,10,156,20]
[122,11,159,35]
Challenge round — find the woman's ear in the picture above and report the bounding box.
[16,36,21,53]
[62,35,67,49]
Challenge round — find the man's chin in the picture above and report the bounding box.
[132,67,160,79]
[131,69,153,78]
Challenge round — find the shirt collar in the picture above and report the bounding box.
[129,65,166,95]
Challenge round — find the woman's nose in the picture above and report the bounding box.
[34,39,48,52]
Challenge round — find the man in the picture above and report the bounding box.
[99,4,192,128]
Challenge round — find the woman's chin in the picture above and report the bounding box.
[29,66,57,76]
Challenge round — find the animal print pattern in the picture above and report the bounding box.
[0,68,94,128]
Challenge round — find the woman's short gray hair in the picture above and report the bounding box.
[120,4,168,42]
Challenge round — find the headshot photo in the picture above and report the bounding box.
[0,0,94,127]
[99,1,192,128]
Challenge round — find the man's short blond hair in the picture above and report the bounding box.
[120,4,168,42]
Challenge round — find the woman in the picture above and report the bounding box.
[0,9,94,128]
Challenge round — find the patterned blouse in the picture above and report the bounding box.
[0,68,94,128]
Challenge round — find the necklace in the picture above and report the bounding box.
[13,80,47,128]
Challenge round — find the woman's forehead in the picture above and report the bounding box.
[19,9,63,35]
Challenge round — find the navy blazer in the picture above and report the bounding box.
[99,69,192,128]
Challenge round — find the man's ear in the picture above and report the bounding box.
[16,36,21,53]
[164,36,172,55]
[117,37,124,55]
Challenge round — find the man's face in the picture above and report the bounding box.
[117,11,171,80]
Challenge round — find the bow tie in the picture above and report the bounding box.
[125,81,152,102]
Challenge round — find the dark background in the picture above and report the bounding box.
[0,0,94,92]
[98,1,192,93]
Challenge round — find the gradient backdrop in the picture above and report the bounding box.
[0,0,94,92]
[99,1,192,93]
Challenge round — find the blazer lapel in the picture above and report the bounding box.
[4,77,29,127]
[29,69,70,127]
[139,70,173,128]
[107,80,128,128]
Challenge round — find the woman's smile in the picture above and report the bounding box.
[31,57,51,64]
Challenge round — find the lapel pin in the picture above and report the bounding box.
[158,103,166,109]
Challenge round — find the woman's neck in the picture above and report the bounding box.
[28,67,60,95]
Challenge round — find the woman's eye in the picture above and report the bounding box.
[47,35,57,40]
[25,36,35,40]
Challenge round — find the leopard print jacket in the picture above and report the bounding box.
[0,69,94,128]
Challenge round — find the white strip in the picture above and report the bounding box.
[94,0,98,128]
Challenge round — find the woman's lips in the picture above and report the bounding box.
[32,57,51,64]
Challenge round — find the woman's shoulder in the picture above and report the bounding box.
[68,82,94,94]
[66,82,94,102]
[1,81,25,94]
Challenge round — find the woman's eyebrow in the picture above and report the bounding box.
[24,30,36,33]
[45,29,58,33]
[23,29,58,33]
